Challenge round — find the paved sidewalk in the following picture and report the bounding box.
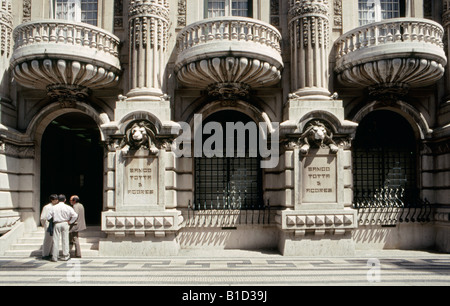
[0,249,449,287]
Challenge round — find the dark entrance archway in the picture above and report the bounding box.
[353,110,418,204]
[40,112,104,225]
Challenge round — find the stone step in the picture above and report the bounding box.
[5,226,103,257]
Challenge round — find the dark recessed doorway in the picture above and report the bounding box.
[40,113,103,225]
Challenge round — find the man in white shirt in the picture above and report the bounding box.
[40,194,59,260]
[47,194,78,262]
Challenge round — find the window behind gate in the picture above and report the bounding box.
[353,110,418,204]
[194,111,263,209]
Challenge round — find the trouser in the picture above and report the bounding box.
[42,226,53,257]
[52,222,69,261]
[69,231,81,257]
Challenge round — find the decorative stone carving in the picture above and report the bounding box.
[102,211,184,237]
[289,0,331,98]
[22,0,31,23]
[334,18,447,98]
[0,0,12,57]
[10,21,121,92]
[120,120,159,155]
[177,57,281,89]
[47,84,90,106]
[175,17,283,93]
[177,0,186,28]
[276,210,357,236]
[298,120,338,154]
[127,0,170,100]
[208,82,251,100]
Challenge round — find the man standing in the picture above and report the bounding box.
[47,194,78,262]
[69,195,86,258]
[40,194,58,260]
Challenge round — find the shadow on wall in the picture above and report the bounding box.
[177,226,279,250]
[353,223,436,250]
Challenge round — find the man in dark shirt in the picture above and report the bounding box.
[69,195,87,258]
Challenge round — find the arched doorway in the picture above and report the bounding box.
[353,110,418,203]
[40,112,104,225]
[194,110,263,209]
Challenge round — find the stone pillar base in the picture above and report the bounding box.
[100,210,183,256]
[278,231,355,256]
[99,233,179,256]
[276,209,357,256]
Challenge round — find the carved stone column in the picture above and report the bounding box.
[443,0,450,98]
[289,0,331,98]
[127,0,170,101]
[0,0,12,101]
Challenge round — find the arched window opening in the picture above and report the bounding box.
[194,110,263,210]
[353,110,418,205]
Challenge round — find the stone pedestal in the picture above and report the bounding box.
[100,121,183,256]
[276,146,357,256]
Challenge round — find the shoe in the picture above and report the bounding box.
[60,257,71,261]
[42,256,51,260]
[50,258,58,262]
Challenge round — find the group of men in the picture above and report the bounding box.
[39,194,86,262]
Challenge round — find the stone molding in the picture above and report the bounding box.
[10,20,121,91]
[0,211,20,235]
[276,209,357,236]
[102,211,184,238]
[175,17,283,91]
[334,18,447,96]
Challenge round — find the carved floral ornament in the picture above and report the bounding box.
[288,0,329,21]
[128,0,169,19]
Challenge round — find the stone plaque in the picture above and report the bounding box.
[123,155,158,206]
[302,154,337,203]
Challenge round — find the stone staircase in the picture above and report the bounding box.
[4,226,105,257]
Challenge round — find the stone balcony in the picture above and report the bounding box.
[334,18,447,98]
[174,17,283,98]
[10,20,121,100]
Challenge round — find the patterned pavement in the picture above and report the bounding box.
[0,250,449,287]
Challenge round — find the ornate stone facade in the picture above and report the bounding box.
[0,0,449,257]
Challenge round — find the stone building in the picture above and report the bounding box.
[0,0,449,256]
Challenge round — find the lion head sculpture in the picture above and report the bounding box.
[121,120,159,155]
[298,120,338,154]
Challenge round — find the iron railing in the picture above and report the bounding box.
[184,200,271,227]
[353,187,433,226]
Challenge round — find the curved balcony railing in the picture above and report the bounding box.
[174,17,283,91]
[10,20,121,91]
[334,18,447,93]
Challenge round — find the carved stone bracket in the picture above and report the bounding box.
[47,84,91,107]
[207,82,251,100]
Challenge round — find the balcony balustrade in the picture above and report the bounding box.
[334,18,447,97]
[174,17,283,97]
[10,20,121,98]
